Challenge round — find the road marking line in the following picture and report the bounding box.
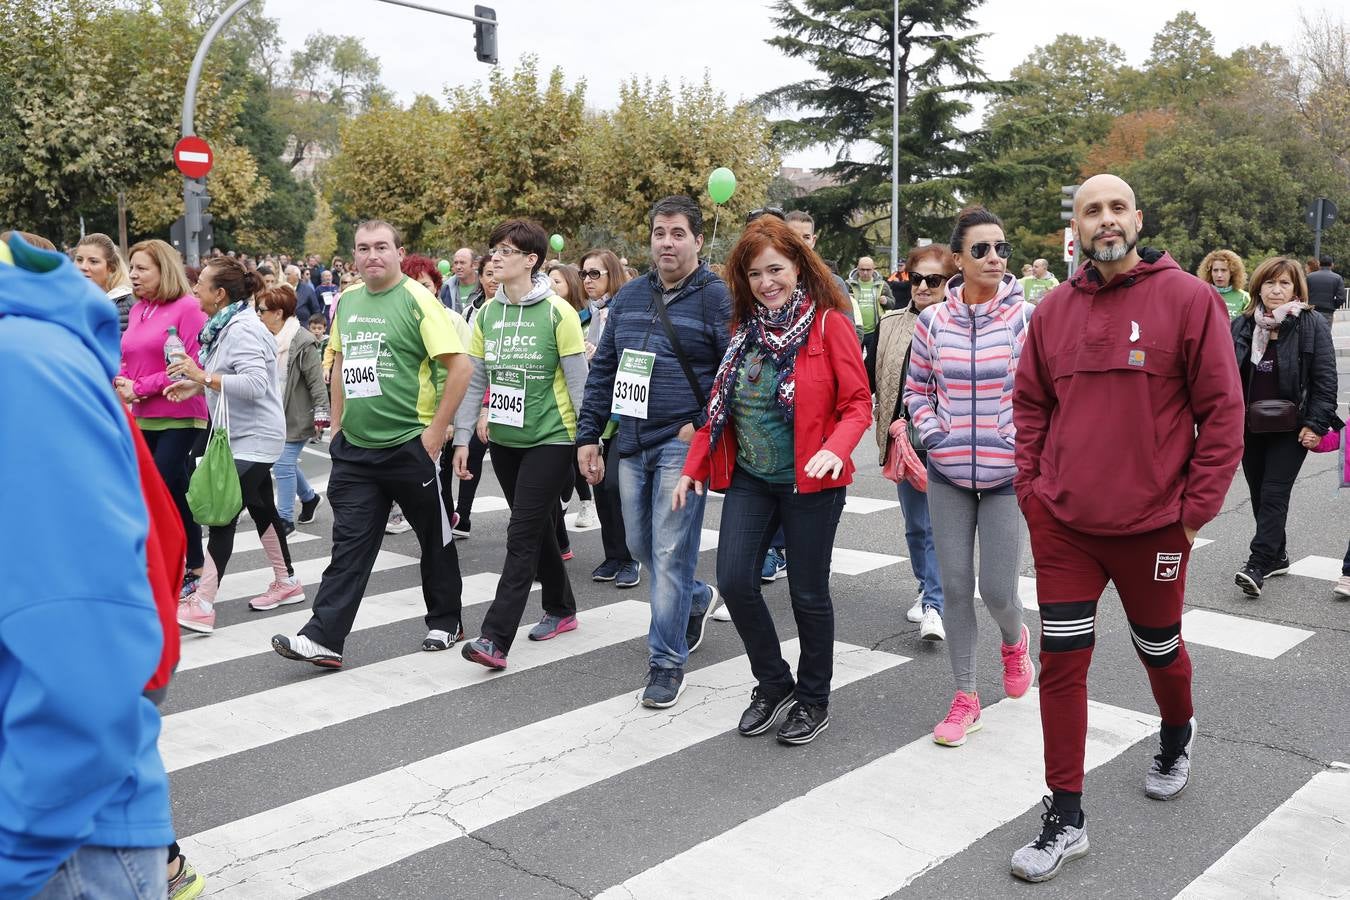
[1288,555,1342,582]
[843,496,901,515]
[1181,609,1314,659]
[213,551,416,604]
[598,691,1156,900]
[181,641,907,898]
[1174,768,1350,898]
[229,529,317,555]
[831,547,906,575]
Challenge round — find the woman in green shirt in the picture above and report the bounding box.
[1198,249,1250,319]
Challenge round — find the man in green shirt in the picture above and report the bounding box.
[273,219,472,669]
[1020,258,1060,304]
[848,255,895,392]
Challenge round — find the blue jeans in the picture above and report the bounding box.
[274,439,317,522]
[619,436,710,669]
[34,845,165,899]
[898,479,943,614]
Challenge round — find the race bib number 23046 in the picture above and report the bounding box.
[341,339,382,399]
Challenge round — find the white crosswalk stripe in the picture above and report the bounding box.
[213,551,415,603]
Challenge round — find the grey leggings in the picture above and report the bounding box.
[926,478,1025,693]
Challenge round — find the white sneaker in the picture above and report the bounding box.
[1334,575,1350,599]
[920,607,945,641]
[574,499,598,528]
[385,511,412,534]
[906,595,924,623]
[711,604,732,622]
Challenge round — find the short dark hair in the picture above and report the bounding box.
[649,196,703,238]
[354,219,402,248]
[308,313,328,328]
[785,210,814,228]
[1319,255,1334,268]
[488,219,548,276]
[950,205,1004,253]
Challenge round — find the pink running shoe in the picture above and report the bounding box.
[933,690,981,746]
[249,577,305,611]
[177,595,216,634]
[1002,623,1035,699]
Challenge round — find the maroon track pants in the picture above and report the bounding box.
[1024,495,1195,794]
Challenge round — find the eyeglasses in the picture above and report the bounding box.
[489,245,527,258]
[745,207,786,223]
[581,269,607,281]
[968,241,1013,260]
[911,273,949,289]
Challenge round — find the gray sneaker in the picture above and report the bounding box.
[641,666,685,708]
[1145,716,1196,800]
[1011,797,1089,883]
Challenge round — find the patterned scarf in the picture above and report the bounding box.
[1251,301,1303,365]
[706,286,815,449]
[198,300,249,358]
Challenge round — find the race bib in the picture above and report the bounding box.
[488,367,526,427]
[341,338,382,399]
[612,349,655,419]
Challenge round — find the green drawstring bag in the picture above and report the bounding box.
[187,390,242,526]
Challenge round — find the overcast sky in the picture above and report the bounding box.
[257,0,1317,168]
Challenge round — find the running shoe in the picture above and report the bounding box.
[592,559,622,582]
[281,520,295,537]
[248,576,304,611]
[1235,564,1264,597]
[905,595,924,623]
[452,518,471,539]
[297,493,323,524]
[776,701,830,745]
[641,666,685,708]
[1001,623,1035,698]
[760,548,787,583]
[1010,797,1089,883]
[271,633,342,668]
[933,690,981,746]
[528,614,578,641]
[574,499,598,528]
[385,511,412,535]
[1334,575,1350,599]
[686,585,720,653]
[177,595,215,634]
[462,637,507,669]
[615,560,641,589]
[711,603,732,622]
[422,624,465,651]
[920,607,945,641]
[1145,716,1196,800]
[1263,553,1291,578]
[168,854,205,900]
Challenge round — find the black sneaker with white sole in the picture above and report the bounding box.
[1235,564,1264,597]
[776,701,830,745]
[271,634,342,669]
[297,493,323,524]
[422,624,465,651]
[738,686,795,736]
[1263,554,1291,578]
[685,585,720,653]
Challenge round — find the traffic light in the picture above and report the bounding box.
[474,5,497,64]
[1060,184,1078,222]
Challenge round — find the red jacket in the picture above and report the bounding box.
[683,309,872,492]
[1012,250,1244,535]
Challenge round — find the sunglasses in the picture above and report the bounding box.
[911,273,949,289]
[745,207,786,223]
[581,268,607,281]
[968,241,1013,260]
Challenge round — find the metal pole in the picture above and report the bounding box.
[1313,198,1324,261]
[890,0,899,274]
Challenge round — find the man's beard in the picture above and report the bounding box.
[1081,228,1137,263]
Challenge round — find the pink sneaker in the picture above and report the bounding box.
[177,595,216,634]
[1001,623,1035,699]
[249,577,305,611]
[933,690,981,746]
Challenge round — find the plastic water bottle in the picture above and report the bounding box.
[164,326,188,382]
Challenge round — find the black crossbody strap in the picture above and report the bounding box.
[652,286,707,410]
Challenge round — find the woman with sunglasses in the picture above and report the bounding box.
[904,205,1035,748]
[673,216,870,746]
[874,244,958,642]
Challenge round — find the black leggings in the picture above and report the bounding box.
[141,426,205,570]
[202,460,294,599]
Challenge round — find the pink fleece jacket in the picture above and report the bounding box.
[118,296,209,421]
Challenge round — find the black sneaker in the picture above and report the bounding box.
[281,519,295,537]
[615,560,642,589]
[641,666,685,708]
[738,686,795,736]
[1235,564,1264,597]
[422,623,465,651]
[297,493,323,524]
[1263,554,1291,578]
[776,701,830,745]
[686,586,721,653]
[592,559,622,582]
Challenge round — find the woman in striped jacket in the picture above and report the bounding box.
[903,206,1036,748]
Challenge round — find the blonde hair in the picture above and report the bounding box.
[76,233,131,292]
[1244,256,1309,316]
[127,239,192,302]
[1197,249,1247,292]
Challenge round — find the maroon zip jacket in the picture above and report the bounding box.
[1012,249,1243,536]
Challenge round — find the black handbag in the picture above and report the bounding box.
[1246,399,1299,433]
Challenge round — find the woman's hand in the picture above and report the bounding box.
[163,380,204,402]
[1298,427,1320,449]
[113,376,137,404]
[804,448,844,480]
[476,410,490,444]
[167,354,204,384]
[453,445,471,480]
[672,474,703,511]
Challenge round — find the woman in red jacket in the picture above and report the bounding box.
[674,216,871,747]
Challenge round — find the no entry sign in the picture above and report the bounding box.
[174,135,214,179]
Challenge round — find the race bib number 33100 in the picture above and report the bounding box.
[612,349,655,419]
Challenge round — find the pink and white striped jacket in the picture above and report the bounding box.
[903,273,1030,491]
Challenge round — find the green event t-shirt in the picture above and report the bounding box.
[730,347,795,483]
[1020,275,1059,303]
[468,293,585,448]
[331,275,464,449]
[1217,285,1250,319]
[851,279,888,334]
[458,281,474,304]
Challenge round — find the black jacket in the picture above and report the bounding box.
[1306,269,1345,313]
[1231,310,1339,433]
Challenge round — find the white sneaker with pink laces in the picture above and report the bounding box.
[249,576,305,611]
[933,690,982,746]
[177,594,216,634]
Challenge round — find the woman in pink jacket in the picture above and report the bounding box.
[114,239,208,593]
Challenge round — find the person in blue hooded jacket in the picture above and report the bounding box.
[0,233,174,899]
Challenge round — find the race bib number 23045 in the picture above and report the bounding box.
[488,368,527,428]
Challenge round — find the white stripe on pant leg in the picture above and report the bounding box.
[162,600,653,772]
[598,691,1158,900]
[180,641,908,898]
[177,573,531,672]
[212,551,416,603]
[1174,769,1350,899]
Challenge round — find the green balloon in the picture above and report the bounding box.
[708,167,737,205]
[549,233,565,252]
[437,259,451,275]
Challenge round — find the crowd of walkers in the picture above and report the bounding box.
[3,168,1347,898]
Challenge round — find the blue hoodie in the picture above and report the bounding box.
[0,236,173,897]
